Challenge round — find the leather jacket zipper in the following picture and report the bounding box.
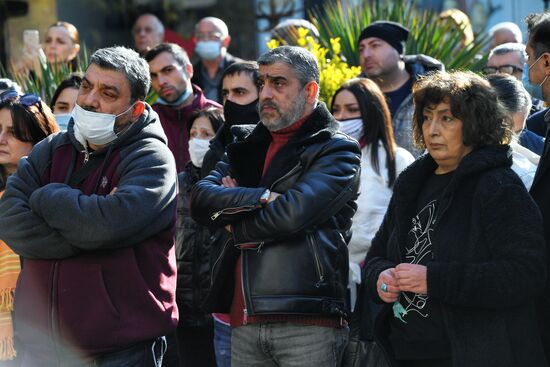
[210,204,262,221]
[241,252,248,325]
[308,233,325,288]
[210,237,231,287]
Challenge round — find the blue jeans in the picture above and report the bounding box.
[214,319,231,367]
[231,323,349,367]
[21,337,167,367]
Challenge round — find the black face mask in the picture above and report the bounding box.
[223,98,260,126]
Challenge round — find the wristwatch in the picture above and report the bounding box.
[260,189,271,204]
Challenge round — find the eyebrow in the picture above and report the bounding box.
[259,74,288,83]
[82,77,120,95]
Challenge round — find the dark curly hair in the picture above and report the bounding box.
[412,70,512,149]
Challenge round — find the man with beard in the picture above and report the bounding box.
[191,46,361,366]
[145,43,221,172]
[357,21,443,156]
[201,60,260,176]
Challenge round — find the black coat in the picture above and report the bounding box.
[531,109,550,360]
[365,146,547,367]
[176,163,226,327]
[191,103,361,319]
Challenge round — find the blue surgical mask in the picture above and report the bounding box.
[156,87,193,107]
[522,54,549,101]
[55,113,72,131]
[195,41,221,60]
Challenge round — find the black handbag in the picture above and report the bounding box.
[342,282,390,367]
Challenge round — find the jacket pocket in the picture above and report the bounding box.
[307,233,326,288]
[57,263,121,349]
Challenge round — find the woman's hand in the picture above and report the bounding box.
[377,268,400,303]
[395,263,428,294]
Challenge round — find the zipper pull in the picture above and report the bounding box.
[243,308,248,325]
[83,150,90,164]
[211,210,222,221]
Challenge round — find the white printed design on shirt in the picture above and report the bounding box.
[401,199,437,319]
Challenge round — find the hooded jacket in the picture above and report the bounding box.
[191,103,361,319]
[0,104,178,362]
[364,145,547,367]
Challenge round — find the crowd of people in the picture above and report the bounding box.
[0,7,549,367]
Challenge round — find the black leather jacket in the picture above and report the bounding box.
[191,103,361,320]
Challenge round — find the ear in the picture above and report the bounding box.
[70,43,81,60]
[544,53,550,69]
[186,63,194,80]
[132,101,145,119]
[304,81,319,104]
[222,35,231,48]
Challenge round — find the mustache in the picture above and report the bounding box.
[259,101,279,111]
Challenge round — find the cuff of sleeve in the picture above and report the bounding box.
[231,220,263,249]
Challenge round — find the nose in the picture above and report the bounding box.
[79,89,100,111]
[158,74,168,86]
[259,84,273,101]
[0,131,8,144]
[427,119,440,135]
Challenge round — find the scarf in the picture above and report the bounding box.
[0,191,19,360]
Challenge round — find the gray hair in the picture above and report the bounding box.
[489,22,523,43]
[257,46,320,88]
[89,46,151,101]
[488,42,527,63]
[486,73,531,115]
[195,17,229,37]
[133,13,165,37]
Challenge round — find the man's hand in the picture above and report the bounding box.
[377,268,400,303]
[221,176,238,188]
[395,263,428,294]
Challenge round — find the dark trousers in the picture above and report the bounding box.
[176,319,216,367]
[163,319,216,367]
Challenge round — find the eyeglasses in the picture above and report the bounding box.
[195,31,223,41]
[482,65,523,75]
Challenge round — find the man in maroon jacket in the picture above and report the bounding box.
[145,43,221,172]
[0,46,178,366]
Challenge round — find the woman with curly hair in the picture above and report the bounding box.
[363,70,547,367]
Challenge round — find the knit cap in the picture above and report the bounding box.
[358,21,410,55]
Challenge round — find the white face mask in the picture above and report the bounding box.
[195,41,221,60]
[71,103,135,147]
[188,138,211,167]
[338,118,364,141]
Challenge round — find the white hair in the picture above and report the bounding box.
[489,22,522,43]
[196,17,229,37]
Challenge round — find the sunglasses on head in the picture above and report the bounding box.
[0,89,41,107]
